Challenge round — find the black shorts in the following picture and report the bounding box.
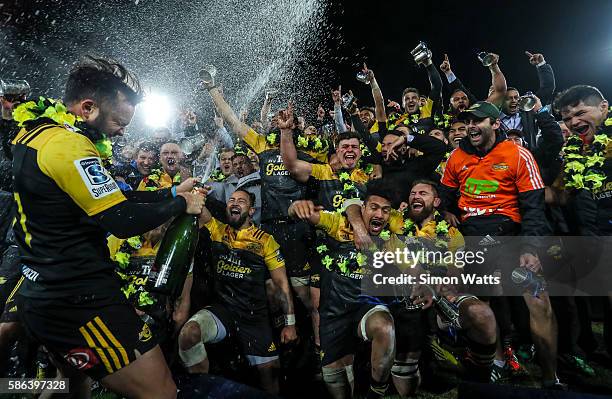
[16,290,158,380]
[389,304,428,355]
[207,303,278,365]
[260,220,312,278]
[319,303,386,365]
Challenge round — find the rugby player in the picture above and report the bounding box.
[178,189,297,394]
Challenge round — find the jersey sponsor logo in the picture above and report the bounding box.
[265,162,290,176]
[139,323,152,342]
[74,157,120,199]
[64,348,99,370]
[22,265,40,282]
[492,162,509,171]
[246,242,263,253]
[268,342,277,352]
[332,194,344,209]
[464,178,499,196]
[216,259,252,278]
[462,206,495,217]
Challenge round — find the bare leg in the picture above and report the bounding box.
[39,352,91,399]
[392,351,421,397]
[256,359,280,395]
[322,355,353,399]
[101,345,176,399]
[523,291,557,382]
[178,320,209,374]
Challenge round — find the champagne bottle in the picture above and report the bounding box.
[146,214,199,298]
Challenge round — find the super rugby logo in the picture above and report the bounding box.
[74,157,120,199]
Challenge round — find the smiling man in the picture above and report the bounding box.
[137,142,189,190]
[448,119,468,149]
[439,101,562,388]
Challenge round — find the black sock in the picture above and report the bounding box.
[366,377,389,399]
[464,338,496,382]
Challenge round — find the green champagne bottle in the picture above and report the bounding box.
[146,214,199,298]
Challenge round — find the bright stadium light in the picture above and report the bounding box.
[141,93,172,127]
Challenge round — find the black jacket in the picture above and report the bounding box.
[500,63,556,151]
[381,133,447,207]
[532,111,564,186]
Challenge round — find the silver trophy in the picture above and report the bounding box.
[476,51,496,67]
[518,91,537,112]
[265,88,278,99]
[198,64,217,86]
[179,134,207,156]
[0,79,30,99]
[356,71,370,85]
[410,42,432,66]
[342,92,356,110]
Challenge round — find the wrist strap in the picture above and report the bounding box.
[284,314,296,326]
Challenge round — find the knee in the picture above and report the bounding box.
[465,303,496,338]
[0,322,20,343]
[370,313,395,341]
[179,321,201,350]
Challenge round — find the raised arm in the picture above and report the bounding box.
[260,90,274,130]
[278,106,312,183]
[425,58,443,105]
[485,53,507,107]
[526,52,556,105]
[207,86,250,140]
[440,54,478,105]
[361,64,387,121]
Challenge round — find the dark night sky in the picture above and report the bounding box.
[2,0,612,124]
[333,0,612,110]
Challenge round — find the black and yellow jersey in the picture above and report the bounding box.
[316,211,372,317]
[243,128,325,221]
[204,217,284,318]
[107,236,160,309]
[11,120,126,298]
[136,172,175,191]
[388,211,464,251]
[387,99,435,135]
[309,164,369,211]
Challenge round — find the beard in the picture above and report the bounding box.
[408,202,434,223]
[227,211,249,229]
